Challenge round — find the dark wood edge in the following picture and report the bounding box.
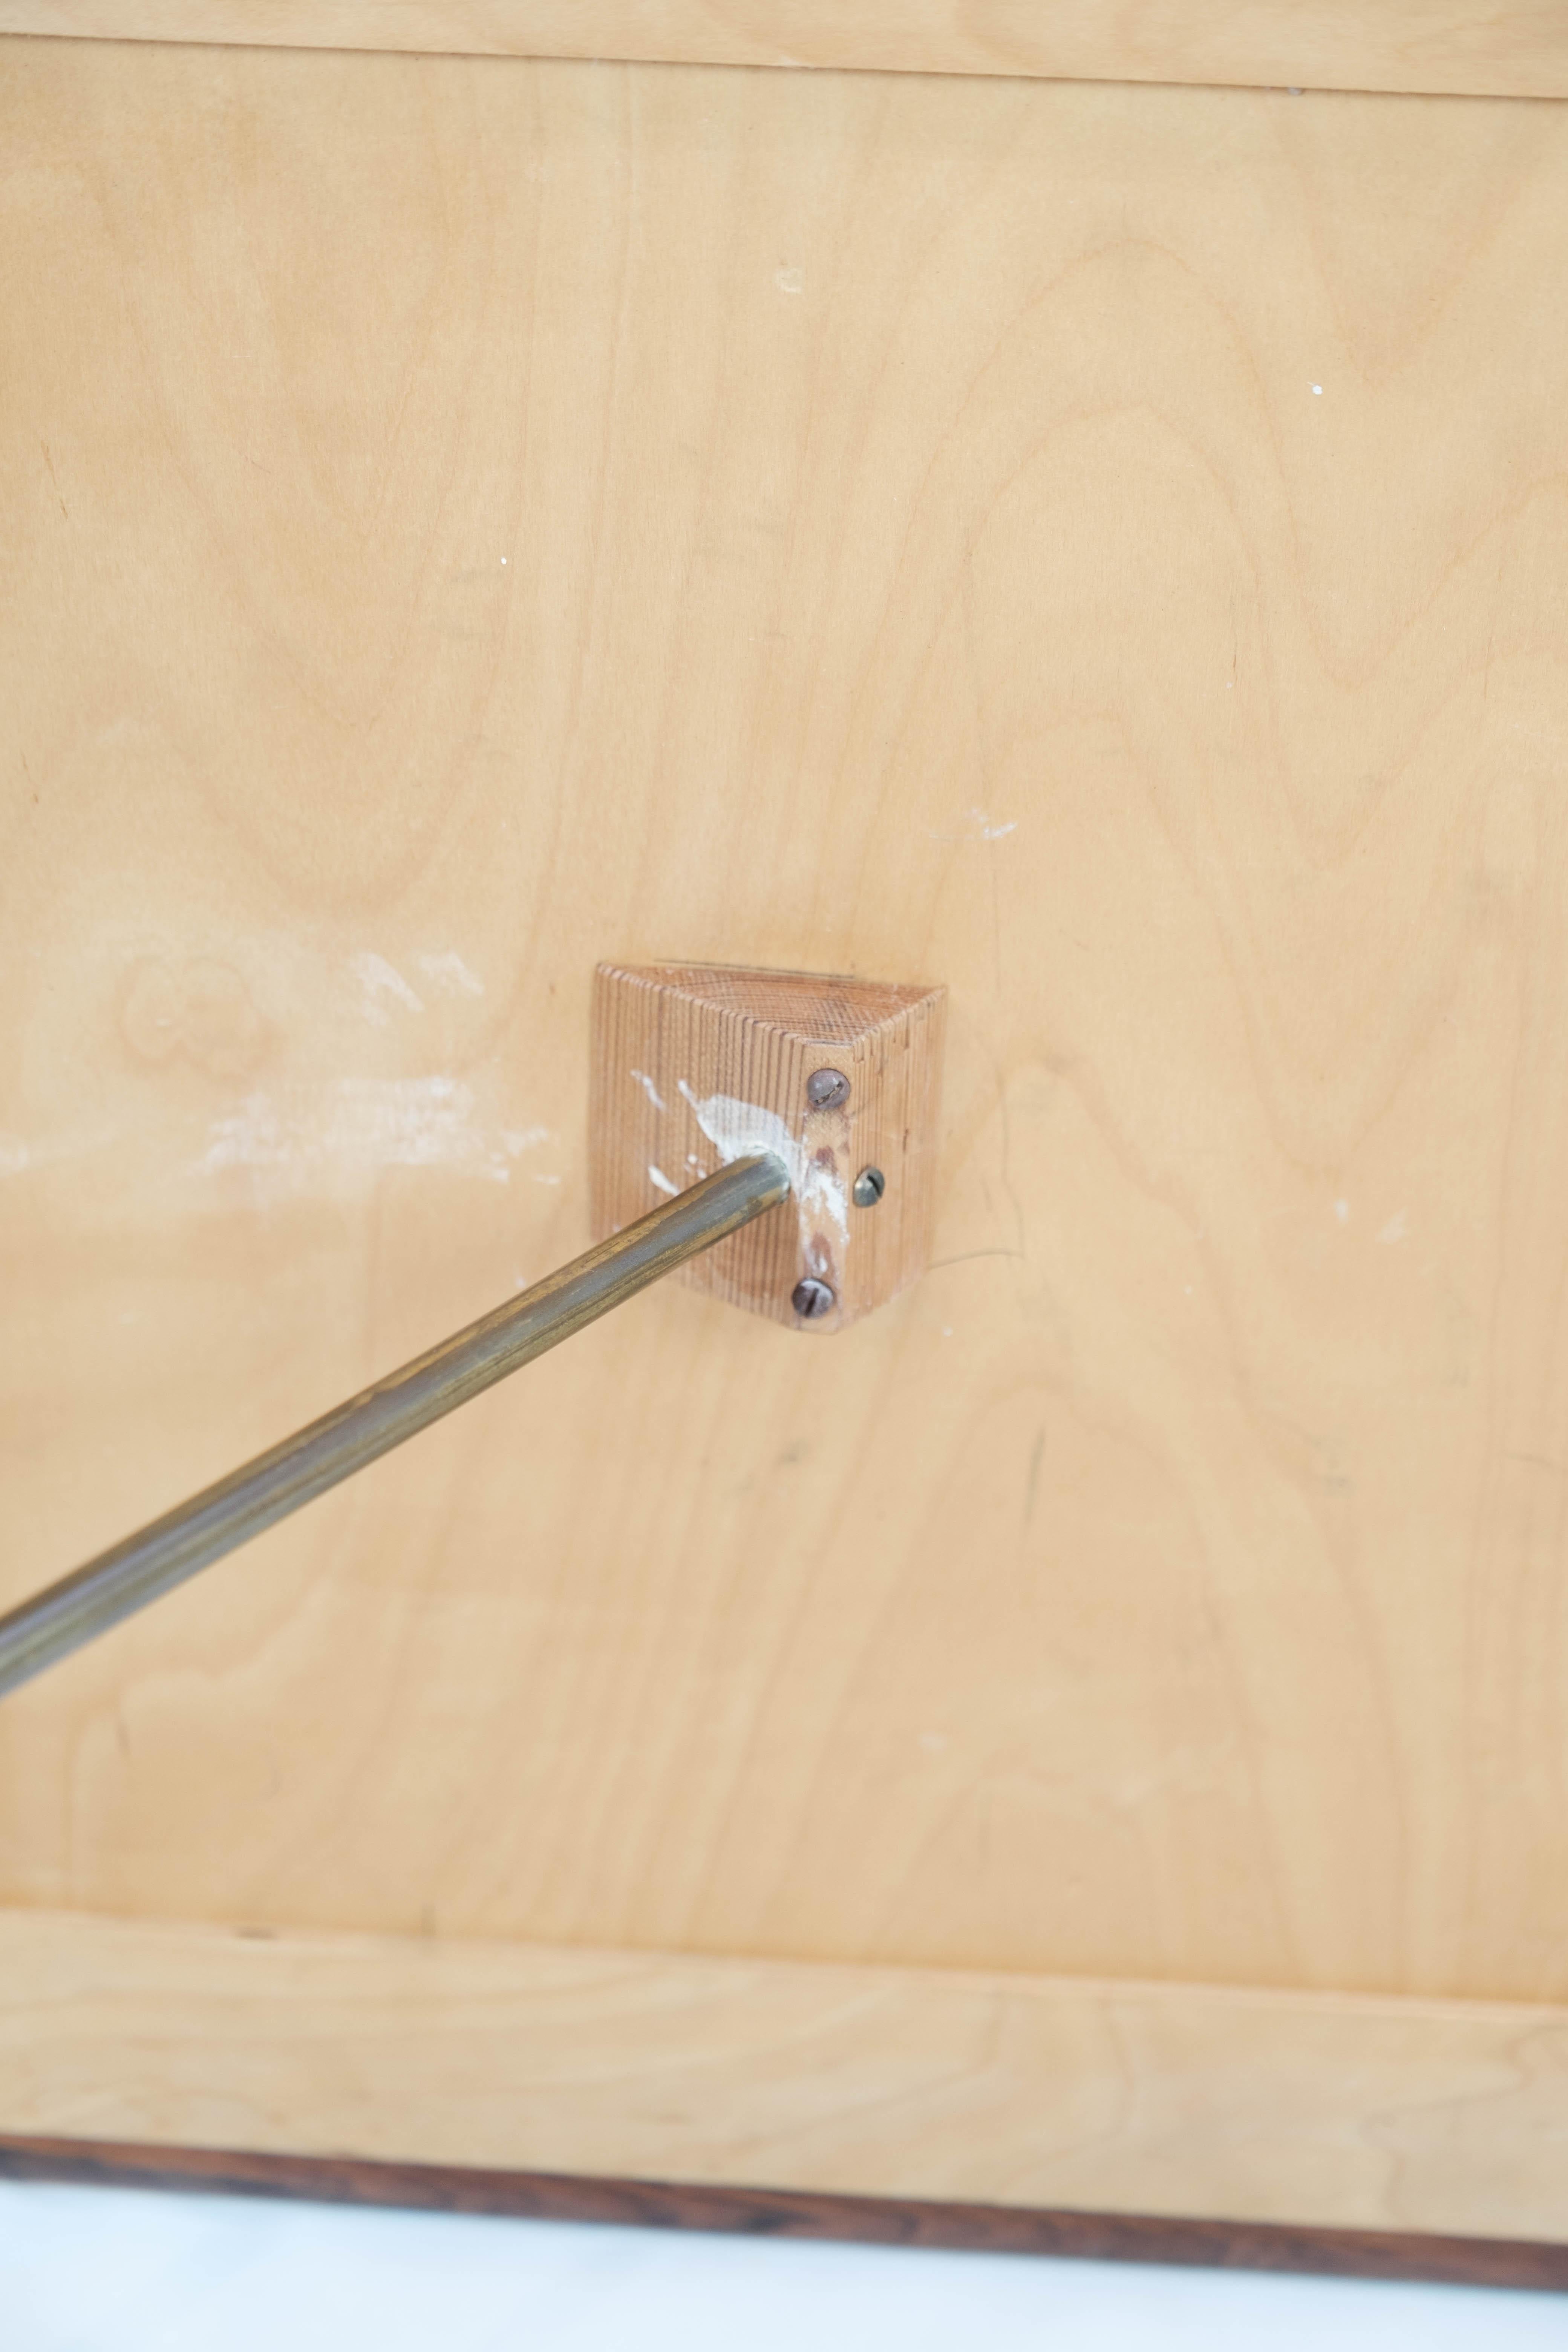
[0,2134,1563,2291]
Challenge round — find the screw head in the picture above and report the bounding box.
[852,1165,886,1208]
[792,1276,836,1320]
[805,1067,851,1111]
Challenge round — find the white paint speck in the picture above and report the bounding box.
[502,1125,553,1158]
[352,952,425,1024]
[203,1078,462,1177]
[0,1124,135,1181]
[1312,383,1323,396]
[199,1082,554,1199]
[928,808,1019,844]
[631,1068,668,1113]
[1378,1210,1409,1245]
[648,1164,680,1197]
[416,950,485,997]
[500,556,508,566]
[775,266,803,295]
[1334,1198,1350,1223]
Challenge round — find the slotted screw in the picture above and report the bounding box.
[852,1167,886,1208]
[806,1068,851,1111]
[792,1277,836,1320]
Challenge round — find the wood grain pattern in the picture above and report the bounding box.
[3,1907,1568,2246]
[7,2137,1568,2291]
[3,35,1568,2038]
[6,0,1568,103]
[591,963,945,1330]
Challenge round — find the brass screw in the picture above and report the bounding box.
[806,1068,851,1110]
[792,1277,836,1320]
[852,1167,886,1208]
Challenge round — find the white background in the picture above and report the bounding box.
[3,2182,1564,2349]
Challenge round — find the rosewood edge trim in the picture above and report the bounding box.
[0,2135,1562,2292]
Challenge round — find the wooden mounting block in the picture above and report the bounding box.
[590,965,946,1332]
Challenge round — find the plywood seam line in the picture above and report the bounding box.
[5,1909,1568,2246]
[1,3,1566,102]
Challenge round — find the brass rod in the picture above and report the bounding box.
[0,1153,790,1703]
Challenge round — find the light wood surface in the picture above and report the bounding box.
[591,964,945,1330]
[4,31,1568,2055]
[7,0,1568,102]
[4,1906,1567,2242]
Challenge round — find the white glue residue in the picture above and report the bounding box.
[677,1080,848,1248]
[631,1068,668,1113]
[648,1163,679,1197]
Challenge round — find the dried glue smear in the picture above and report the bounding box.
[678,1081,848,1247]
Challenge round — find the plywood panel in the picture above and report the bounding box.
[7,0,1568,102]
[5,1907,1568,2243]
[3,37,1568,2015]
